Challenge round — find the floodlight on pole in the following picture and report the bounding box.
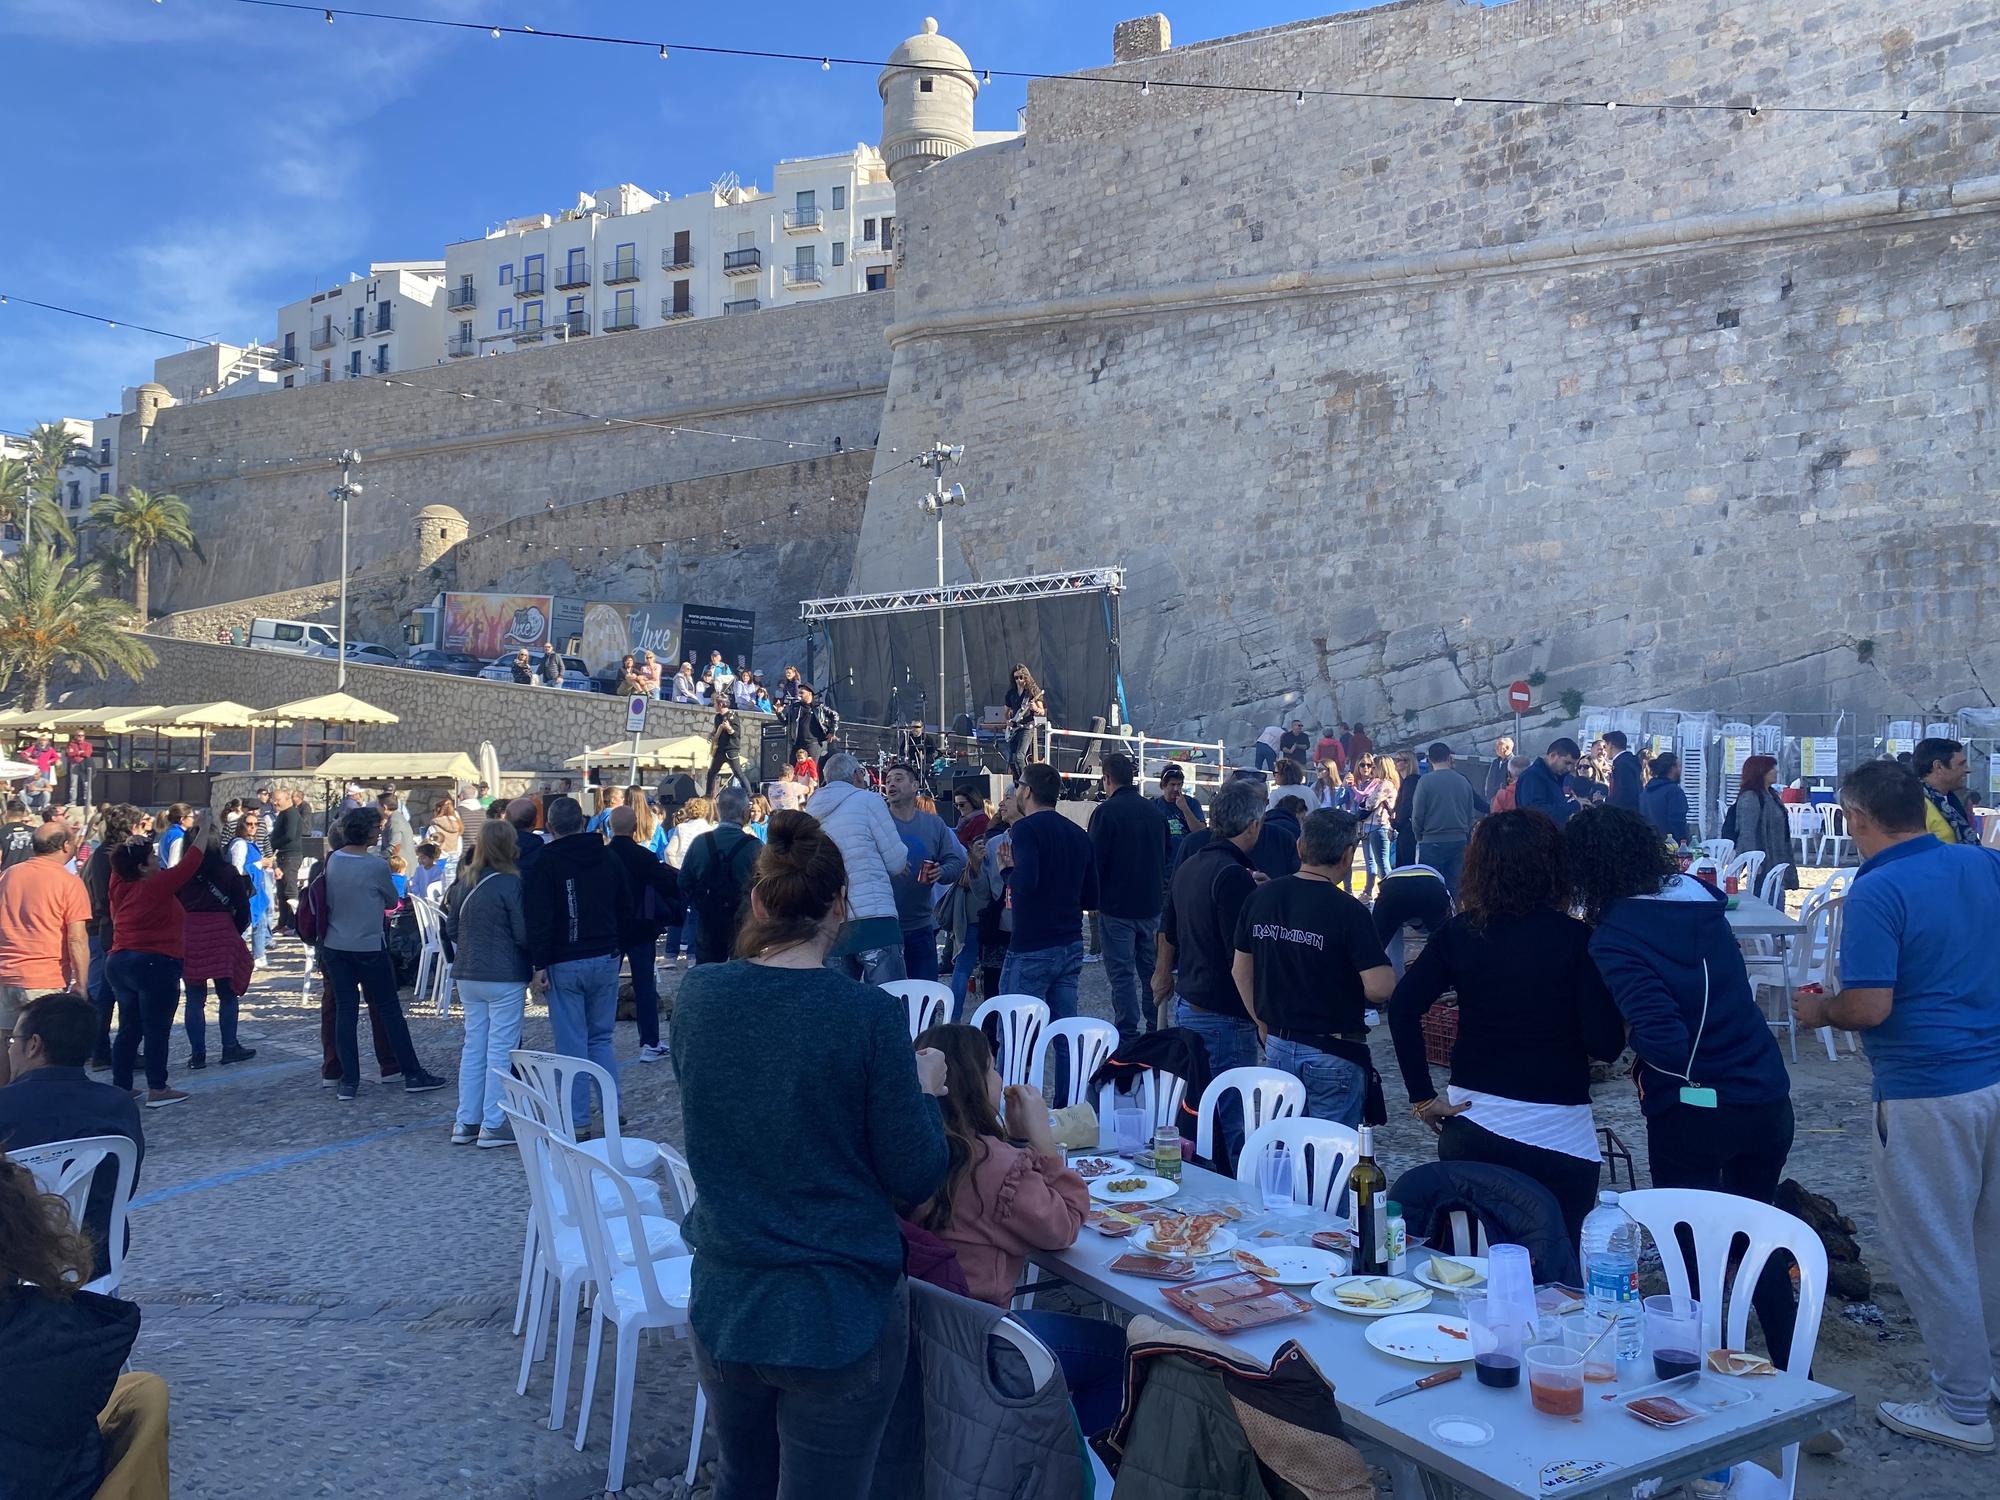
[331,451,362,689]
[916,443,967,747]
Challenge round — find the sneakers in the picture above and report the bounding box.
[637,1043,670,1063]
[477,1123,515,1149]
[451,1123,478,1145]
[186,1055,207,1071]
[220,1045,258,1065]
[336,1083,358,1102]
[321,1074,339,1087]
[144,1088,191,1109]
[1877,1397,1996,1453]
[403,1071,448,1094]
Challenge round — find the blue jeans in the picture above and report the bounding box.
[545,952,622,1128]
[625,937,661,1048]
[87,931,113,1061]
[1011,1309,1129,1436]
[949,930,980,1014]
[250,908,271,967]
[1099,915,1159,1042]
[901,926,940,983]
[1254,743,1277,772]
[1264,1036,1368,1129]
[1001,940,1085,1096]
[182,978,241,1061]
[109,949,183,1092]
[1417,838,1467,897]
[1363,827,1394,880]
[1174,999,1260,1167]
[665,906,701,962]
[454,978,526,1130]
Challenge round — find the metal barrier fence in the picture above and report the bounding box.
[1036,723,1230,795]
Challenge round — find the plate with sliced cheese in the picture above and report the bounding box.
[1311,1275,1433,1317]
[1413,1255,1488,1293]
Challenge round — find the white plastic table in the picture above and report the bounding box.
[1723,895,1804,939]
[1032,1163,1850,1500]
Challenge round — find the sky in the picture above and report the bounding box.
[0,0,1398,435]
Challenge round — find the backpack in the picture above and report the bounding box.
[294,869,331,945]
[687,831,760,961]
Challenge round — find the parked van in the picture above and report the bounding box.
[248,617,340,657]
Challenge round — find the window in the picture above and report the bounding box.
[565,247,586,278]
[795,190,815,212]
[863,217,876,242]
[566,294,584,315]
[351,307,365,338]
[66,481,79,506]
[672,279,690,314]
[376,344,389,371]
[98,472,110,495]
[283,376,295,389]
[865,266,889,291]
[672,229,691,265]
[831,241,845,267]
[832,185,846,211]
[737,230,754,249]
[920,77,934,93]
[374,301,392,333]
[882,216,894,250]
[613,289,636,326]
[498,307,513,330]
[499,263,514,285]
[522,300,543,328]
[348,351,362,375]
[99,439,110,463]
[281,333,296,361]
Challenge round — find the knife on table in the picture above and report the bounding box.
[1375,1368,1463,1406]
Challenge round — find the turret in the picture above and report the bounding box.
[878,17,979,186]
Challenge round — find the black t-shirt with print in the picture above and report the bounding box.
[0,820,34,868]
[1232,874,1389,1037]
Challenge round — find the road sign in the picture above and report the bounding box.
[626,694,649,734]
[1507,681,1533,712]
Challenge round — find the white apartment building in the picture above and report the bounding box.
[271,261,449,385]
[439,146,896,357]
[0,417,115,556]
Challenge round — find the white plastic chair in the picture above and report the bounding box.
[499,1103,685,1440]
[1618,1189,1829,1500]
[1696,838,1735,867]
[1819,867,1854,898]
[549,1131,700,1495]
[1234,1118,1361,1213]
[1816,805,1854,866]
[659,1143,697,1219]
[409,897,445,1005]
[1194,1066,1306,1167]
[882,978,953,1041]
[510,1048,661,1176]
[969,995,1050,1090]
[1028,1017,1118,1109]
[1723,849,1766,892]
[1756,862,1791,911]
[1096,1068,1189,1139]
[8,1135,138,1296]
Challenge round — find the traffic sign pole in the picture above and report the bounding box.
[626,694,649,787]
[1506,681,1533,751]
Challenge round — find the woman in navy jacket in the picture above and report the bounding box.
[1566,805,1800,1368]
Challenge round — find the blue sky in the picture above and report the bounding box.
[0,0,1393,434]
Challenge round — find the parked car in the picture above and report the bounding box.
[248,616,340,657]
[478,652,598,691]
[342,642,403,666]
[404,649,485,677]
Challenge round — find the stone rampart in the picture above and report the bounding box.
[126,292,895,612]
[859,0,2000,745]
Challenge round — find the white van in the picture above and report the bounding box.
[248,617,340,657]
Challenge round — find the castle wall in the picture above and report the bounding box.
[126,292,895,612]
[859,0,2000,745]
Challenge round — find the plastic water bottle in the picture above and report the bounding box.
[1580,1190,1643,1364]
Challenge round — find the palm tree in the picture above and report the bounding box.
[18,422,80,551]
[0,457,26,542]
[87,487,201,620]
[0,544,156,710]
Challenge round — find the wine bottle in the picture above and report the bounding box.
[1349,1126,1388,1276]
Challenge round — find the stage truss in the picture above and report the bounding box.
[799,567,1125,622]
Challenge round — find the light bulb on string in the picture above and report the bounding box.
[821,58,830,71]
[323,8,333,21]
[1140,80,1150,95]
[659,45,668,59]
[1452,94,1464,107]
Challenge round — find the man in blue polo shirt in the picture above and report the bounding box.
[1795,760,2000,1455]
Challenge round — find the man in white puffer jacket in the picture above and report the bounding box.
[804,752,910,985]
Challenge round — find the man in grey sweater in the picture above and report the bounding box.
[884,764,966,983]
[1409,742,1485,897]
[322,808,445,1101]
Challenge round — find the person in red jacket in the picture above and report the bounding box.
[108,807,212,1107]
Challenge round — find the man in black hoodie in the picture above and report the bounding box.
[1088,753,1171,1042]
[524,796,633,1132]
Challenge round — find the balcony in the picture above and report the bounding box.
[723,298,760,315]
[309,325,340,349]
[559,311,591,336]
[446,333,477,357]
[602,256,640,284]
[661,247,693,271]
[660,298,695,322]
[722,247,761,276]
[447,285,476,310]
[604,309,640,332]
[272,344,301,369]
[782,261,823,288]
[554,262,591,290]
[370,308,394,334]
[512,319,545,342]
[514,272,545,297]
[783,207,824,233]
[368,354,391,374]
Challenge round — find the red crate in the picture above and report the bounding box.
[1419,998,1458,1068]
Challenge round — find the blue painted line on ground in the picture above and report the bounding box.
[130,1117,446,1209]
[185,1056,320,1088]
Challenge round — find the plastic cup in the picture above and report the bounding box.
[1644,1295,1703,1381]
[1113,1108,1147,1155]
[1462,1294,1525,1389]
[1485,1243,1535,1315]
[1527,1345,1586,1416]
[1259,1143,1295,1210]
[1562,1311,1617,1382]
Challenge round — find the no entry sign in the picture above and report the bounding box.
[1507,681,1533,712]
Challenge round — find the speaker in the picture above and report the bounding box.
[952,772,1013,809]
[656,773,699,813]
[758,723,793,782]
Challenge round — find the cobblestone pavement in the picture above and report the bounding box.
[129,880,1971,1498]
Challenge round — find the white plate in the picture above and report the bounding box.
[1312,1275,1433,1317]
[1413,1255,1489,1293]
[1142,1226,1238,1259]
[1088,1174,1181,1205]
[1366,1313,1475,1364]
[1234,1245,1348,1285]
[1068,1154,1137,1181]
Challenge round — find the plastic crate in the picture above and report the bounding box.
[1420,996,1459,1067]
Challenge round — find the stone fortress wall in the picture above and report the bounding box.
[122,292,896,613]
[858,0,2000,745]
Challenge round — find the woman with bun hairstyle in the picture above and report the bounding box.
[670,809,950,1498]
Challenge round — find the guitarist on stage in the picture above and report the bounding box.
[1004,664,1047,775]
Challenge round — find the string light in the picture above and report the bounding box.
[658,44,666,60]
[201,0,1997,120]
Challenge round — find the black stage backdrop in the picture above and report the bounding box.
[823,592,1119,731]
